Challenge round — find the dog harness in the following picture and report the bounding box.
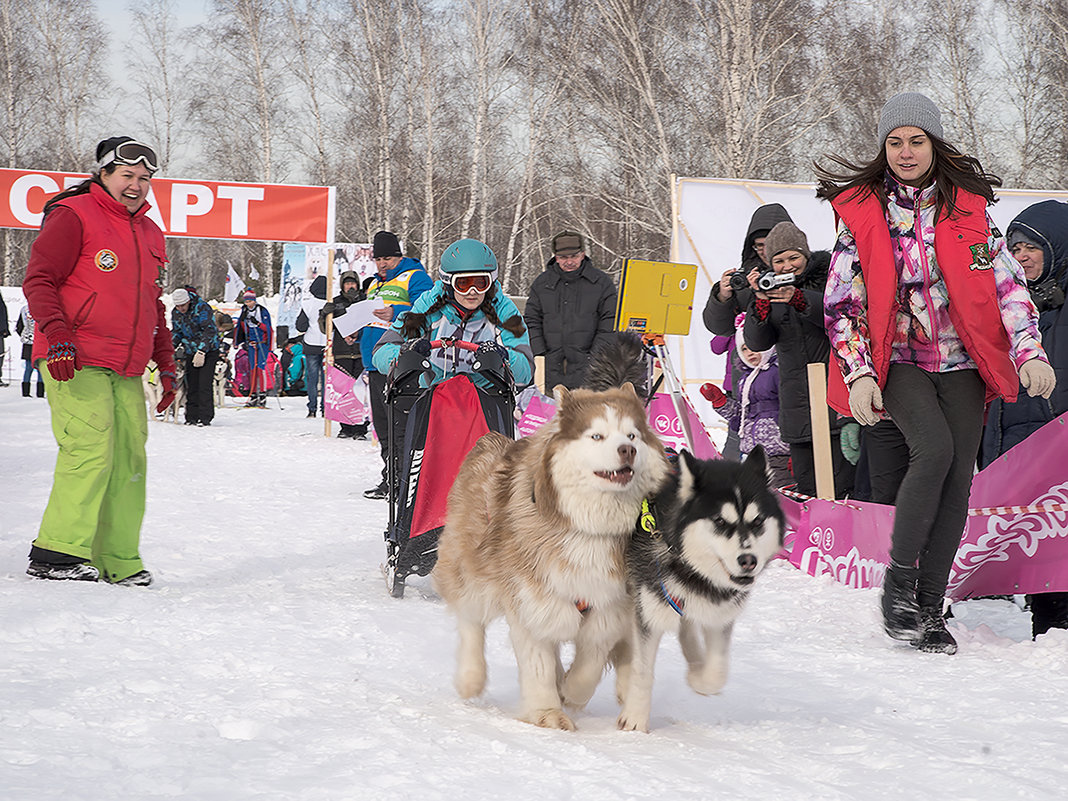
[640,499,685,616]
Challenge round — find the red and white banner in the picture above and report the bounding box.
[0,168,335,244]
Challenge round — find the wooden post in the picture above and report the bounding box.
[807,362,835,500]
[324,247,336,437]
[534,355,546,395]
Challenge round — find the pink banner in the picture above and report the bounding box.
[948,414,1068,600]
[324,365,366,425]
[646,393,721,460]
[783,496,894,589]
[516,393,557,438]
[782,414,1068,600]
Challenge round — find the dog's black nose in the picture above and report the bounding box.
[618,444,635,465]
[737,553,757,572]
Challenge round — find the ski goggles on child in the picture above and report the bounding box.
[99,140,160,173]
[450,272,493,294]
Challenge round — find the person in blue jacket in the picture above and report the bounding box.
[234,288,272,407]
[360,231,434,498]
[171,286,222,425]
[980,199,1068,638]
[373,239,534,393]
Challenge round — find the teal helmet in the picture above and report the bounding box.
[439,238,499,287]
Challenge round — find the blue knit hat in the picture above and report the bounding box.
[877,92,944,145]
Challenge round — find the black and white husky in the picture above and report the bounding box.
[615,447,784,731]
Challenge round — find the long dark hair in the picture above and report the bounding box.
[401,284,526,340]
[41,165,120,219]
[814,134,1001,220]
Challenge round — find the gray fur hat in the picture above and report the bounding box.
[877,92,944,145]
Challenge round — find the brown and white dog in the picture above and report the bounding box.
[433,383,670,730]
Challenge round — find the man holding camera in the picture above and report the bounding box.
[702,203,793,336]
[742,221,855,498]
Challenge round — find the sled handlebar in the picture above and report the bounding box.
[428,338,479,352]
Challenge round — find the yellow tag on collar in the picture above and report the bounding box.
[640,499,657,534]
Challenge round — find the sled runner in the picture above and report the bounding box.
[383,339,516,598]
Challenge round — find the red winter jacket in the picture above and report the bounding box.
[23,182,175,377]
[827,187,1019,416]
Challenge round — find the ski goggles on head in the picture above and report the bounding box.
[450,272,493,294]
[99,140,159,173]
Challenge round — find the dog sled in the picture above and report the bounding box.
[383,339,516,598]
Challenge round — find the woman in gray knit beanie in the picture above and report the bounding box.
[814,92,1056,657]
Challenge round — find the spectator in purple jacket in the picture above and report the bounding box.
[702,328,791,487]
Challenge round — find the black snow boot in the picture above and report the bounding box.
[36,381,45,398]
[914,594,957,654]
[881,560,921,641]
[22,381,31,397]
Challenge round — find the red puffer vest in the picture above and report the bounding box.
[827,186,1018,416]
[30,183,168,377]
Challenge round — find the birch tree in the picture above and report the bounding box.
[191,0,291,292]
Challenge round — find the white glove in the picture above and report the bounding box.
[848,375,883,426]
[192,350,206,368]
[1020,358,1055,399]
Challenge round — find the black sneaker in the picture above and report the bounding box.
[363,484,389,500]
[27,561,100,582]
[306,410,316,418]
[113,570,153,587]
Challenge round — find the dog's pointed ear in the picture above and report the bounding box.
[619,381,637,399]
[742,445,771,487]
[677,449,699,502]
[553,384,571,406]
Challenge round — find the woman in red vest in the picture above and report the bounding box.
[22,137,176,586]
[816,93,1055,654]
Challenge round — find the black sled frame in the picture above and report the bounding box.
[382,340,515,597]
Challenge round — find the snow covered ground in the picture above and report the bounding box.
[2,381,1067,801]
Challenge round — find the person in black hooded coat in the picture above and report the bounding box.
[703,203,794,337]
[980,199,1068,638]
[743,221,854,498]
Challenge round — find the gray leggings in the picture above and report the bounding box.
[881,364,985,598]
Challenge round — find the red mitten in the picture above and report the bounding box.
[44,324,81,381]
[699,382,727,408]
[157,370,176,414]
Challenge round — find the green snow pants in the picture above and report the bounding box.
[33,364,149,582]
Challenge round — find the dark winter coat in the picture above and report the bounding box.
[703,203,794,336]
[743,251,843,443]
[981,200,1068,466]
[171,291,221,356]
[0,294,8,339]
[319,287,364,376]
[524,257,618,391]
